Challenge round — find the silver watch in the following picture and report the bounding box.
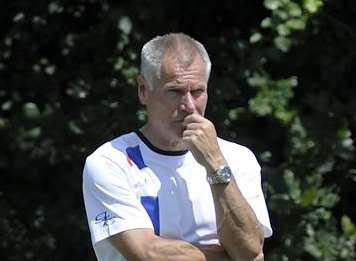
[207,165,232,185]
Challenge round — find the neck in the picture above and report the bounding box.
[140,124,187,152]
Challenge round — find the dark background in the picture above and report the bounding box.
[1,0,355,260]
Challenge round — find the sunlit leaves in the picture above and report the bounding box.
[0,1,355,260]
[260,0,323,52]
[67,78,90,99]
[265,0,283,10]
[23,103,41,119]
[246,1,355,259]
[25,127,42,139]
[1,101,12,111]
[68,120,83,135]
[13,12,25,23]
[118,16,132,35]
[122,66,139,85]
[283,169,301,201]
[274,36,292,52]
[248,73,297,123]
[304,0,324,13]
[341,216,356,237]
[48,2,64,14]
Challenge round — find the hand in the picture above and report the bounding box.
[194,244,233,261]
[182,114,227,173]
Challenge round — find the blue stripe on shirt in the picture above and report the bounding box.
[126,146,147,169]
[140,196,160,235]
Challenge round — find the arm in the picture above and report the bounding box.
[110,228,232,261]
[211,178,265,261]
[83,150,232,260]
[182,114,265,261]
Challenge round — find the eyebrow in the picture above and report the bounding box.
[166,84,181,89]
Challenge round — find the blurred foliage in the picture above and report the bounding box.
[0,0,355,260]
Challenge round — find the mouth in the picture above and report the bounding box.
[172,120,186,132]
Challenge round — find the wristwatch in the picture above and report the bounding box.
[207,165,232,185]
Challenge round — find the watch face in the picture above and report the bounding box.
[208,166,232,184]
[219,166,232,182]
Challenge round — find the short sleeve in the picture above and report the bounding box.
[227,146,273,238]
[82,153,154,245]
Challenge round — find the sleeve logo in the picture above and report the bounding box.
[95,211,117,227]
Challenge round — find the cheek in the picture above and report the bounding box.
[154,98,180,117]
[196,95,208,113]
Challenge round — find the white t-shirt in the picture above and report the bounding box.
[83,131,272,261]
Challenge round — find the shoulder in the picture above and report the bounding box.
[83,132,140,183]
[86,132,139,162]
[218,138,258,161]
[217,137,261,173]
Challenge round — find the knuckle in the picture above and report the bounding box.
[196,129,204,136]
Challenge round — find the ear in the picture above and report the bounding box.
[137,75,149,105]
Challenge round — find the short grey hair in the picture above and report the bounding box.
[140,33,211,90]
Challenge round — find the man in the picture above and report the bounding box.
[83,33,272,261]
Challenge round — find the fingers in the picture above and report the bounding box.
[183,113,205,125]
[183,114,213,131]
[182,114,216,139]
[182,129,203,139]
[184,123,201,130]
[182,128,206,149]
[182,115,222,169]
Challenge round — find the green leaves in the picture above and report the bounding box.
[245,1,355,259]
[304,0,324,13]
[0,1,355,260]
[23,103,41,119]
[248,73,297,123]
[265,0,283,10]
[118,16,133,35]
[283,169,301,201]
[341,216,356,237]
[261,0,323,52]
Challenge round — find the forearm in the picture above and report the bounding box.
[145,240,232,261]
[144,237,206,261]
[195,244,233,261]
[211,177,264,261]
[110,229,232,261]
[180,115,264,260]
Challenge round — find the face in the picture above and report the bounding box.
[139,54,208,149]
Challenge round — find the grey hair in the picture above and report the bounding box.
[140,33,211,90]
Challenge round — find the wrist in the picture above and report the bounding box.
[205,155,227,174]
[207,165,232,185]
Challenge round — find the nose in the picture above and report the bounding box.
[180,93,195,114]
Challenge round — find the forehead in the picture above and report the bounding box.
[160,53,208,84]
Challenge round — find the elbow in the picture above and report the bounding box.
[245,244,265,261]
[246,236,265,261]
[245,224,265,261]
[222,233,264,261]
[239,245,264,261]
[246,233,265,261]
[233,248,264,261]
[253,252,264,261]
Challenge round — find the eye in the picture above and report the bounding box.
[168,89,180,93]
[166,89,182,98]
[191,89,205,97]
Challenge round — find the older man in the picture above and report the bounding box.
[83,33,272,261]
